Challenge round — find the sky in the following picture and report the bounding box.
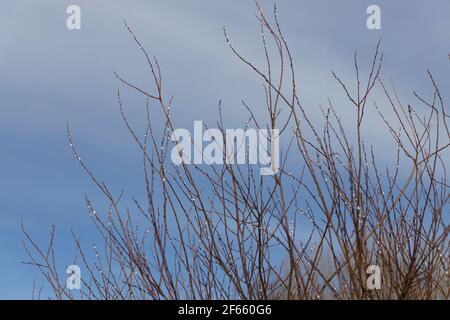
[0,0,449,299]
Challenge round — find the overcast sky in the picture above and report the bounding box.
[0,0,449,298]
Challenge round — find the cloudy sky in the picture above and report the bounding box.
[0,0,449,298]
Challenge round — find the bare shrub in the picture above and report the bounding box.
[22,3,449,300]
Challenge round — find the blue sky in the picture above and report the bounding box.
[0,0,449,298]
